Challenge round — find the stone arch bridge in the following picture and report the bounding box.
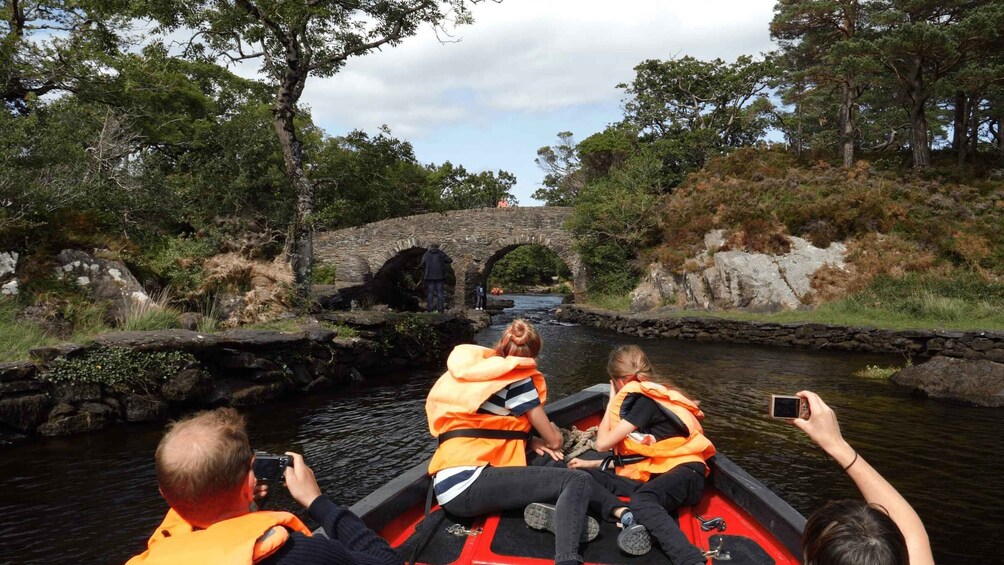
[314,207,584,308]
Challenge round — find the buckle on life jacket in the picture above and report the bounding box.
[436,428,532,445]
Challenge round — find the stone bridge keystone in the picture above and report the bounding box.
[314,207,584,308]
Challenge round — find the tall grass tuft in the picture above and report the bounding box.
[0,299,57,361]
[196,297,222,334]
[120,288,183,332]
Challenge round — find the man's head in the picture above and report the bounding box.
[155,408,254,527]
[429,242,440,250]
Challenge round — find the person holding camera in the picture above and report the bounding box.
[794,391,934,565]
[128,408,402,565]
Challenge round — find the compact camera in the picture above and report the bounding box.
[253,451,293,483]
[769,395,809,420]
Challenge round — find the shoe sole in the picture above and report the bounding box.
[617,524,652,556]
[524,503,600,542]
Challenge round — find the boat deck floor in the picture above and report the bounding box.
[391,491,780,565]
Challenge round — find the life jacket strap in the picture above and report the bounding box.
[600,454,649,471]
[437,428,532,445]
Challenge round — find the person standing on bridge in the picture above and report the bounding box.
[420,243,452,313]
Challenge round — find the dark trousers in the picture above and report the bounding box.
[475,293,486,308]
[442,466,593,564]
[581,468,640,521]
[425,279,445,312]
[630,463,707,565]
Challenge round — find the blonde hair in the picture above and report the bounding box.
[607,345,695,401]
[494,319,542,358]
[607,344,655,383]
[155,408,251,526]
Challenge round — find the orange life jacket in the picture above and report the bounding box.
[608,381,716,482]
[426,344,547,475]
[127,508,312,565]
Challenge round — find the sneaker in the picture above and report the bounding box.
[524,502,599,543]
[617,523,652,556]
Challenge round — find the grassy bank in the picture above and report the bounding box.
[586,274,1004,332]
[0,300,57,361]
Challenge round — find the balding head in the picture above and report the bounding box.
[155,408,252,526]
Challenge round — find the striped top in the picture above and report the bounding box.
[432,377,542,506]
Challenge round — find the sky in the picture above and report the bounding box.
[291,0,780,205]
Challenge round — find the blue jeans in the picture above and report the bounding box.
[442,466,593,563]
[425,279,445,312]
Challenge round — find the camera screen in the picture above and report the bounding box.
[772,397,802,419]
[254,458,283,482]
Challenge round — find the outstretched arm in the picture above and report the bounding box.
[793,392,935,565]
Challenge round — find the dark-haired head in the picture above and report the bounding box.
[494,319,542,358]
[803,500,908,565]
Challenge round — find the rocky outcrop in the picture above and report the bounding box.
[892,357,1004,407]
[55,249,151,319]
[0,312,480,442]
[0,251,18,295]
[630,231,846,313]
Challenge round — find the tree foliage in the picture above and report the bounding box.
[143,0,497,296]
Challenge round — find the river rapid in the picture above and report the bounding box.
[2,294,1001,563]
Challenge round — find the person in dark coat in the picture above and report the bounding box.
[419,243,452,313]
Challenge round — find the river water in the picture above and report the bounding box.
[2,294,1001,563]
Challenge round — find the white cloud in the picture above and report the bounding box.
[300,0,778,136]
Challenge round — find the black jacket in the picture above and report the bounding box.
[419,248,452,280]
[262,496,403,565]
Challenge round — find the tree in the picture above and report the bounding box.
[2,1,129,114]
[149,0,498,297]
[855,0,1004,168]
[431,161,517,209]
[619,55,774,170]
[532,131,583,206]
[771,0,866,166]
[567,150,664,294]
[313,127,436,227]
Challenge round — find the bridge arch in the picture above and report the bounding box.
[314,207,585,309]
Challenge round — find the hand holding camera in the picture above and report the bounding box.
[253,451,322,509]
[282,452,323,509]
[769,394,810,420]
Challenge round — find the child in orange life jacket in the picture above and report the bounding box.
[567,345,715,565]
[426,319,599,565]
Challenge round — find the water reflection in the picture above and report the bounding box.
[0,294,1000,563]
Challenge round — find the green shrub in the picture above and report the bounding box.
[321,321,358,338]
[141,236,217,295]
[44,347,196,392]
[391,314,440,362]
[853,365,901,380]
[313,264,338,285]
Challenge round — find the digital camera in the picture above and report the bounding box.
[253,451,293,483]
